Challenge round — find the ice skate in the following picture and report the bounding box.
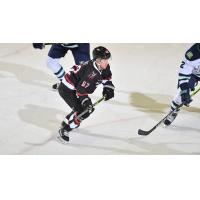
[57,124,72,143]
[163,110,179,126]
[57,116,80,143]
[52,82,60,90]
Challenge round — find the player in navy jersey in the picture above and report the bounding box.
[33,43,90,89]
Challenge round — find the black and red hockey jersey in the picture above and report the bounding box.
[62,60,112,97]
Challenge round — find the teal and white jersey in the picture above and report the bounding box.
[178,43,200,85]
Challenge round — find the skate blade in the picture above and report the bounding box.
[56,135,69,144]
[51,88,58,92]
[162,123,171,128]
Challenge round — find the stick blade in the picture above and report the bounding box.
[138,129,151,136]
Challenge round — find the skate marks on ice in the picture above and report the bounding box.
[129,138,187,155]
[166,123,200,134]
[18,109,146,154]
[13,103,200,154]
[65,133,144,155]
[61,117,189,155]
[17,107,168,155]
[128,92,200,154]
[129,122,200,154]
[84,124,194,155]
[67,116,146,154]
[67,130,186,154]
[0,61,55,89]
[17,94,200,154]
[0,44,30,58]
[17,104,65,153]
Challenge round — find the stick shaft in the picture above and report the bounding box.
[73,97,105,122]
[138,86,200,135]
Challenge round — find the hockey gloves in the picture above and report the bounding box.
[180,89,192,106]
[103,81,115,101]
[33,43,45,49]
[179,82,192,106]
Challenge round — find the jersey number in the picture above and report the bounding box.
[180,61,185,68]
[81,81,90,88]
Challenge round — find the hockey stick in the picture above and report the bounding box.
[71,96,105,123]
[44,43,54,45]
[138,86,200,136]
[57,97,105,142]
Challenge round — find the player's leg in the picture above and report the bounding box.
[57,83,83,141]
[71,43,90,64]
[47,44,68,89]
[58,82,94,141]
[163,89,181,126]
[164,75,199,126]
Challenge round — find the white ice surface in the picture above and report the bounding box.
[0,43,200,154]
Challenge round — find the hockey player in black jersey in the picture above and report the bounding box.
[164,43,200,126]
[57,46,115,142]
[33,43,90,89]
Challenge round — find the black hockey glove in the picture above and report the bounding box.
[180,82,192,106]
[103,81,115,101]
[180,89,192,106]
[32,43,45,49]
[80,96,94,113]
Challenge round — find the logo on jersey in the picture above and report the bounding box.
[71,65,81,74]
[186,51,193,60]
[88,71,97,79]
[193,66,200,73]
[95,80,102,87]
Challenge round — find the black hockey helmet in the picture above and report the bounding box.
[92,46,111,60]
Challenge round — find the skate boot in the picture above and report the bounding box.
[58,122,72,142]
[163,110,179,126]
[52,82,60,90]
[57,114,81,143]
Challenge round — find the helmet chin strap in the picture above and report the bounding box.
[95,60,103,71]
